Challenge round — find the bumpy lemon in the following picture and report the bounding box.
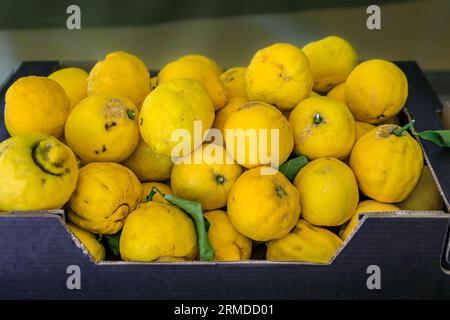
[303,36,358,93]
[340,200,399,241]
[140,182,172,204]
[228,167,301,241]
[397,166,444,210]
[171,144,242,210]
[139,78,215,157]
[294,158,358,226]
[245,43,313,110]
[67,222,105,262]
[0,133,78,211]
[355,121,375,141]
[220,67,247,99]
[158,58,227,110]
[326,82,346,105]
[224,102,294,168]
[65,95,139,163]
[179,54,223,76]
[345,59,408,123]
[5,76,70,138]
[120,201,197,262]
[267,220,343,263]
[350,124,423,203]
[212,97,248,133]
[87,51,151,108]
[68,162,141,234]
[48,67,88,109]
[289,96,355,159]
[204,210,252,261]
[122,137,173,182]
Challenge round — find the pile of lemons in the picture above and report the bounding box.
[0,36,443,263]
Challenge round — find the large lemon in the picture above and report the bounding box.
[67,222,105,262]
[227,167,301,241]
[220,67,247,99]
[289,96,355,159]
[350,124,423,203]
[64,95,140,163]
[120,201,198,262]
[171,144,242,210]
[68,162,141,234]
[0,133,78,211]
[48,67,88,109]
[5,76,70,138]
[294,158,358,226]
[345,59,408,124]
[179,54,222,76]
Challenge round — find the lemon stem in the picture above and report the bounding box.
[313,113,322,124]
[392,120,415,136]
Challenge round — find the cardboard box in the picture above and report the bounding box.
[0,61,449,299]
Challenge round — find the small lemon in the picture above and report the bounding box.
[212,97,248,133]
[122,137,174,182]
[5,76,70,138]
[0,133,78,211]
[267,220,343,263]
[397,166,444,211]
[88,51,151,108]
[245,43,313,110]
[350,124,423,202]
[139,78,215,157]
[179,54,222,76]
[140,182,172,204]
[340,200,400,241]
[355,121,376,141]
[326,82,347,105]
[171,144,242,210]
[303,36,358,93]
[158,58,227,110]
[68,162,141,235]
[345,59,408,124]
[289,96,355,159]
[228,167,301,241]
[65,95,139,163]
[48,67,88,109]
[67,222,105,262]
[120,201,197,262]
[220,67,247,99]
[224,102,294,168]
[294,158,358,227]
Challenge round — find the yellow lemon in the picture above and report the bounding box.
[140,182,172,204]
[224,102,294,168]
[294,158,358,226]
[289,96,355,159]
[87,51,151,108]
[0,133,78,211]
[212,97,248,133]
[355,121,376,141]
[171,144,242,210]
[326,82,346,105]
[227,167,301,241]
[139,78,215,157]
[340,200,400,241]
[397,166,444,210]
[68,162,141,234]
[120,201,197,261]
[220,67,247,99]
[5,76,70,138]
[303,36,358,93]
[158,58,227,110]
[122,137,174,182]
[350,124,423,202]
[204,210,252,261]
[48,67,88,109]
[64,95,139,163]
[179,54,222,76]
[245,43,313,110]
[345,59,408,124]
[67,222,105,262]
[267,220,343,263]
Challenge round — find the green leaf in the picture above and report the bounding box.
[415,130,450,148]
[279,156,309,181]
[105,232,121,257]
